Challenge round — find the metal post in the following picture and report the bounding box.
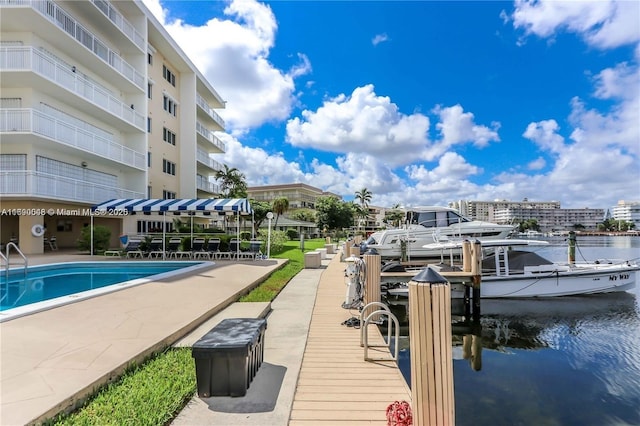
[266,212,273,259]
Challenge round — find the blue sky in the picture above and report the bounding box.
[143,0,639,211]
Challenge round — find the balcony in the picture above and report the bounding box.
[196,148,223,172]
[0,0,145,90]
[0,171,143,204]
[196,175,220,195]
[196,121,226,153]
[196,93,225,130]
[0,108,146,170]
[90,0,145,51]
[0,47,145,131]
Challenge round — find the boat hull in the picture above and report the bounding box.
[385,266,638,298]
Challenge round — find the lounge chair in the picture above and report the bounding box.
[191,237,209,260]
[205,238,221,259]
[246,240,263,260]
[124,239,144,258]
[168,237,191,259]
[231,239,255,260]
[147,238,165,258]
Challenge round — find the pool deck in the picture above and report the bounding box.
[1,249,411,425]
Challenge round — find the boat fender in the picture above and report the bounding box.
[31,224,45,237]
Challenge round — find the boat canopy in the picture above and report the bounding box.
[482,250,553,274]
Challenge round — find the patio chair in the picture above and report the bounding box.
[147,237,165,258]
[191,237,209,260]
[246,240,263,260]
[168,237,191,259]
[124,239,144,258]
[205,238,221,259]
[231,238,255,261]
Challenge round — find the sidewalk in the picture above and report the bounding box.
[171,259,327,425]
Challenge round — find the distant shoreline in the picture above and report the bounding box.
[576,231,639,237]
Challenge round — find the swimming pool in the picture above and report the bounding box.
[0,261,210,322]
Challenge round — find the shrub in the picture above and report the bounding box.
[286,229,299,240]
[77,225,111,253]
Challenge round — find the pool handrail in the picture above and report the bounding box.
[4,242,28,283]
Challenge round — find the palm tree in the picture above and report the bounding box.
[272,197,289,230]
[355,187,372,208]
[354,188,372,232]
[215,165,247,198]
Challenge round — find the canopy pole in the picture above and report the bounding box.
[90,214,94,257]
[162,211,166,260]
[190,214,194,250]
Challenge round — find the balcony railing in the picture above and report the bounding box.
[196,148,223,172]
[0,170,143,203]
[196,176,220,194]
[3,0,146,90]
[0,47,145,130]
[0,108,146,170]
[196,121,226,152]
[196,93,225,129]
[91,0,145,51]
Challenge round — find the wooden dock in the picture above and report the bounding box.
[289,251,411,425]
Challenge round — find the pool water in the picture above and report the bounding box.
[0,262,205,315]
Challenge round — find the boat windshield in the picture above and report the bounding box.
[408,210,470,228]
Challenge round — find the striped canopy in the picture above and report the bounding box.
[91,198,252,214]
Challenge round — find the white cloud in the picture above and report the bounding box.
[286,85,500,166]
[510,0,640,49]
[143,0,310,133]
[527,157,546,170]
[286,85,431,166]
[523,119,566,153]
[372,33,389,46]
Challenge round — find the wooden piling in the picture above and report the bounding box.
[363,253,381,320]
[408,267,455,426]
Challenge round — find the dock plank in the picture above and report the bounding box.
[289,249,411,424]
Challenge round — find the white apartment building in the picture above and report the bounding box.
[0,0,226,254]
[612,200,640,229]
[494,207,605,232]
[451,199,561,223]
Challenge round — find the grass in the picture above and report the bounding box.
[51,239,329,425]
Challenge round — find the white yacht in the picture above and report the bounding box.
[361,206,514,259]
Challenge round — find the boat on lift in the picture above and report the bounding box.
[383,239,639,298]
[360,206,514,260]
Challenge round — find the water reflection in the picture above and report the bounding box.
[385,292,640,426]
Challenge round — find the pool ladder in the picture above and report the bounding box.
[2,242,28,282]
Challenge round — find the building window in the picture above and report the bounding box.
[163,190,176,199]
[162,64,176,86]
[163,95,177,117]
[162,159,176,175]
[148,53,153,65]
[147,117,152,133]
[147,151,152,167]
[147,186,152,198]
[147,83,152,99]
[163,127,176,145]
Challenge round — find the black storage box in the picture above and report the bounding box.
[192,318,267,397]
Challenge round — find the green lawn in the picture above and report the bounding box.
[52,239,328,425]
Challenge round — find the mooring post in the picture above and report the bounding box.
[363,253,381,320]
[568,231,576,265]
[461,240,472,319]
[470,240,482,320]
[408,267,455,426]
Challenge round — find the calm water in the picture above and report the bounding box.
[391,236,640,426]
